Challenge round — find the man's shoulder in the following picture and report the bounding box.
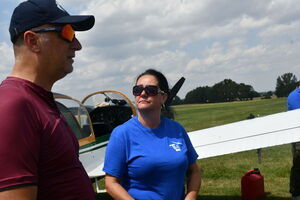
[287,88,300,110]
[0,80,34,110]
[288,88,300,96]
[0,77,26,93]
[288,89,300,101]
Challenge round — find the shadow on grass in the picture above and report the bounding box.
[96,193,291,200]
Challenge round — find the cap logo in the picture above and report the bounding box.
[55,1,67,13]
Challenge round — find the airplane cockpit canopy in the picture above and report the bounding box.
[81,91,136,139]
[54,93,95,146]
[54,91,136,147]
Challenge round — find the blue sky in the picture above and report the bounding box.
[0,1,17,41]
[1,0,300,100]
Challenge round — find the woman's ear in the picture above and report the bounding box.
[162,93,168,105]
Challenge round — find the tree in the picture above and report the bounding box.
[184,86,211,104]
[261,91,273,99]
[211,79,239,102]
[237,83,260,100]
[183,79,259,104]
[275,73,298,97]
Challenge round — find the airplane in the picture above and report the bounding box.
[53,79,300,193]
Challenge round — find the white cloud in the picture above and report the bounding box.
[1,0,300,100]
[240,15,270,29]
[0,42,13,77]
[259,20,300,40]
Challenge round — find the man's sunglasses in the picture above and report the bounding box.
[32,24,75,43]
[133,85,165,96]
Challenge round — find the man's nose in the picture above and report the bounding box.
[71,37,82,51]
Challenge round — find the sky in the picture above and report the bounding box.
[0,0,300,100]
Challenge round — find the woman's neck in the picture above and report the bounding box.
[137,110,161,129]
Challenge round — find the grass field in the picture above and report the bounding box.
[174,98,287,132]
[97,97,291,200]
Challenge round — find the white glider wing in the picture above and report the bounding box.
[188,109,300,159]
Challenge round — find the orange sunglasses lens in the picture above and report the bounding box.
[61,24,75,42]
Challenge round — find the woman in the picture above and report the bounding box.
[103,69,201,200]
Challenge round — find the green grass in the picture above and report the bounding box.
[174,98,286,132]
[96,98,291,199]
[198,145,291,199]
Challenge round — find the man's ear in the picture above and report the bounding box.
[23,31,40,53]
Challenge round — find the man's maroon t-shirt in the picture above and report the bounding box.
[0,77,95,199]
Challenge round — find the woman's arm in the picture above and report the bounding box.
[185,163,201,200]
[105,174,135,200]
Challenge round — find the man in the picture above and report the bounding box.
[287,84,300,200]
[0,0,95,199]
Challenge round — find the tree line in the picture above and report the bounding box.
[172,72,299,105]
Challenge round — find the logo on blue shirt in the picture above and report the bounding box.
[169,142,182,151]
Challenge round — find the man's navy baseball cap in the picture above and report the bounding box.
[9,0,95,43]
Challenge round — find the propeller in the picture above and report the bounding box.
[165,77,185,107]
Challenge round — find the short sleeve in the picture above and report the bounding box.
[182,127,198,166]
[103,126,127,178]
[0,95,40,190]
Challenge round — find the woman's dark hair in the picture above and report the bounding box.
[136,69,174,118]
[136,69,170,95]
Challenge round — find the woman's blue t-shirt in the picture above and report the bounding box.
[103,116,198,200]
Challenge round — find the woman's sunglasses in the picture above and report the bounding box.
[133,85,165,96]
[32,24,75,43]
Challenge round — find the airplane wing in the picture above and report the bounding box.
[79,142,107,178]
[188,109,300,159]
[81,108,300,178]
